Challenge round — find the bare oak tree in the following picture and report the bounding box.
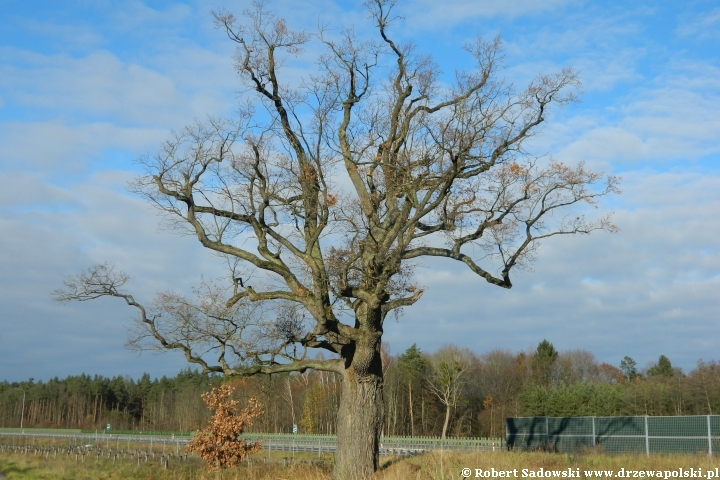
[54,1,619,478]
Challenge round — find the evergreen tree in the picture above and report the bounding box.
[648,355,674,377]
[620,356,639,381]
[397,344,429,436]
[532,340,558,388]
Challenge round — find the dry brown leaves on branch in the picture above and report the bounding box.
[187,383,263,470]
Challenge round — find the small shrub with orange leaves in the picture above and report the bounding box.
[187,383,263,470]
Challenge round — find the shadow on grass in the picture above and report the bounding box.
[379,454,425,473]
[379,456,405,470]
[0,459,34,478]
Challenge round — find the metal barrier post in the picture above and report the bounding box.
[644,416,649,456]
[708,415,713,457]
[545,416,549,450]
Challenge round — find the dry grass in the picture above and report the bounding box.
[4,448,720,479]
[0,447,332,480]
[379,450,720,480]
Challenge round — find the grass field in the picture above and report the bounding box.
[4,446,720,479]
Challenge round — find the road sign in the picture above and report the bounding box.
[106,424,111,431]
[292,424,297,434]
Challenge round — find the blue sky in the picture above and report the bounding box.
[0,0,718,382]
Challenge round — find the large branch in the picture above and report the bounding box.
[237,358,343,375]
[402,247,511,288]
[53,264,347,376]
[52,264,224,374]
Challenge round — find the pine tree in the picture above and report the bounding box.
[648,355,674,377]
[532,340,558,388]
[620,356,639,381]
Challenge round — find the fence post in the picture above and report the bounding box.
[545,416,550,451]
[505,419,509,451]
[708,415,712,457]
[644,416,649,456]
[592,416,596,448]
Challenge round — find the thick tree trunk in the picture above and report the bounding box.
[334,341,384,480]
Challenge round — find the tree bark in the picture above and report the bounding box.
[408,381,414,437]
[441,404,451,440]
[334,341,384,480]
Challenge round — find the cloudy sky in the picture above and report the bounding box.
[0,0,718,383]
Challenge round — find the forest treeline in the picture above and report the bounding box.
[2,342,720,438]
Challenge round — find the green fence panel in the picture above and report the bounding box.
[647,416,707,437]
[507,415,720,455]
[595,436,646,455]
[711,416,720,436]
[548,417,593,436]
[649,437,708,454]
[595,416,645,436]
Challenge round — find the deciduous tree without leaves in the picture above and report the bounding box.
[427,347,470,440]
[53,1,619,478]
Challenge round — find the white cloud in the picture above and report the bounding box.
[400,0,579,27]
[0,171,77,212]
[1,49,188,125]
[11,18,106,52]
[554,62,720,166]
[0,121,164,172]
[0,169,226,381]
[677,7,720,40]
